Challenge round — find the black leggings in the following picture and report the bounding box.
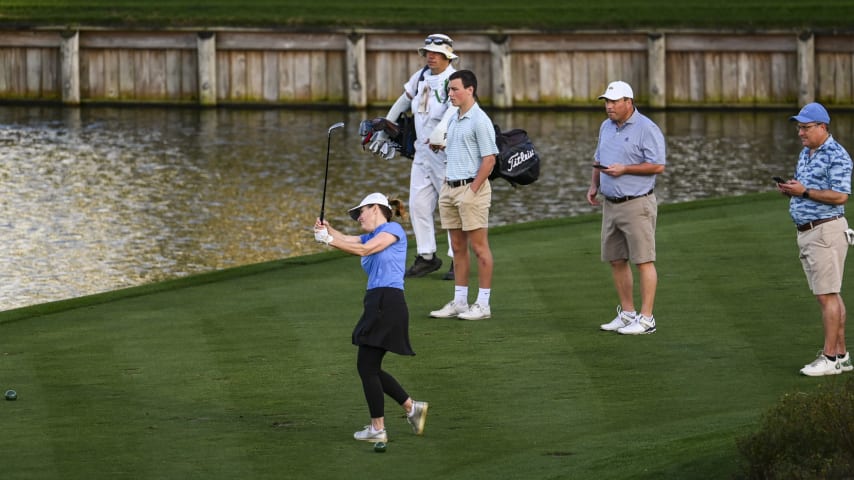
[357,345,409,419]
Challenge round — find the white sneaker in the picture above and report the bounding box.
[839,352,853,373]
[800,352,842,376]
[353,425,388,442]
[617,314,656,335]
[458,304,491,321]
[600,306,635,331]
[430,301,468,318]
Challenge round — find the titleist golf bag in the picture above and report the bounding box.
[490,125,540,187]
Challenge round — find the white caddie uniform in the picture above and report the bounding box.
[403,65,456,258]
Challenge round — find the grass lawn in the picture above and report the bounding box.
[0,0,852,29]
[0,192,849,479]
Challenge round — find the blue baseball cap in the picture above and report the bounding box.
[790,102,831,124]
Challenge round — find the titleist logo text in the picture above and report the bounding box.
[507,148,536,172]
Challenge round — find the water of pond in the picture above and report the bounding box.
[1,105,852,310]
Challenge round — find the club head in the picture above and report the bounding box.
[328,122,345,135]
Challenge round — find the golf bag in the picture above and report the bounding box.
[394,111,417,159]
[490,125,540,186]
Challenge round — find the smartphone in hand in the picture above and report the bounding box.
[593,164,609,170]
[773,176,787,184]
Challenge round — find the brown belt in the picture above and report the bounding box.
[797,215,843,232]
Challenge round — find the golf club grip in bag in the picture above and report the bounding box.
[490,125,540,187]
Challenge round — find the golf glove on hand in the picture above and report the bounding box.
[846,228,854,246]
[314,228,333,245]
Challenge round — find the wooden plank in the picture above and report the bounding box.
[292,51,311,101]
[216,51,230,100]
[816,52,835,102]
[26,48,41,95]
[136,50,151,98]
[0,51,9,93]
[80,31,196,50]
[326,51,345,102]
[278,52,295,100]
[309,51,326,101]
[150,50,167,98]
[834,53,851,104]
[769,52,790,101]
[181,49,197,98]
[667,34,796,52]
[667,52,689,103]
[229,51,247,100]
[704,53,722,101]
[720,52,739,102]
[753,55,771,101]
[553,52,573,100]
[245,51,264,100]
[511,34,647,52]
[737,53,753,102]
[0,31,62,48]
[688,52,704,102]
[571,53,590,102]
[262,50,279,101]
[78,50,90,98]
[103,49,119,99]
[587,53,606,101]
[86,50,105,98]
[520,53,539,102]
[217,32,344,51]
[815,35,854,53]
[165,50,181,100]
[118,49,135,99]
[41,48,59,96]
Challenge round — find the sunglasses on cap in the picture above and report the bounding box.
[424,37,452,46]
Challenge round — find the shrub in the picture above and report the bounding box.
[735,377,854,480]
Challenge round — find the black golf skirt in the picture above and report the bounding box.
[352,287,415,356]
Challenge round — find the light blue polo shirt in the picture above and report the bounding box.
[360,221,407,290]
[789,135,852,226]
[445,103,499,180]
[594,108,666,198]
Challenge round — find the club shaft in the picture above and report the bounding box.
[320,122,345,222]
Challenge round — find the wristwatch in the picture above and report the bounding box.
[802,189,811,199]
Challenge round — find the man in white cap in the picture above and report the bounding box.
[776,102,853,376]
[367,34,460,280]
[586,80,666,335]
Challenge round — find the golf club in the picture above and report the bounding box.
[319,122,345,223]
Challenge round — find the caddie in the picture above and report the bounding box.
[364,34,460,280]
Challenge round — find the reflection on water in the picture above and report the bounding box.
[1,106,851,310]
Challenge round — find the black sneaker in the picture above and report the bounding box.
[405,255,442,278]
[442,262,455,280]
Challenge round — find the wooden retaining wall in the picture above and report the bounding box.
[0,29,852,108]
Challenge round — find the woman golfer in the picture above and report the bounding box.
[314,192,428,444]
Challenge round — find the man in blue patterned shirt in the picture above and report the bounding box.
[777,102,853,376]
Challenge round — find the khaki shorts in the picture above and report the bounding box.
[798,217,848,295]
[439,181,491,231]
[601,194,657,264]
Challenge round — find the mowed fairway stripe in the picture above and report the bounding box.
[0,193,848,479]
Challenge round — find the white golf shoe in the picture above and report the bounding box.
[600,306,636,331]
[430,301,468,318]
[800,352,842,377]
[617,314,656,335]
